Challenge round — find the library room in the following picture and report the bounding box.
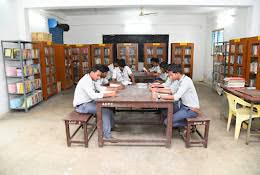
[0,0,260,175]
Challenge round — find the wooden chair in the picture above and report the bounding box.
[183,115,210,148]
[64,111,96,147]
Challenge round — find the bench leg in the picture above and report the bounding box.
[65,121,71,147]
[204,122,210,148]
[185,123,192,148]
[83,122,88,147]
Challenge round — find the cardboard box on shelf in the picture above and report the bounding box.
[31,32,52,42]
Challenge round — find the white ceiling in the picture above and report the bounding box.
[46,6,236,16]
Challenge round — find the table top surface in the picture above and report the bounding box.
[96,85,172,103]
[133,72,157,77]
[223,87,260,103]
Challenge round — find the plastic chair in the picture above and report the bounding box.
[225,92,260,139]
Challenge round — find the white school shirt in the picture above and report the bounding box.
[73,74,104,107]
[107,63,114,80]
[94,77,109,92]
[173,75,200,108]
[112,66,132,82]
[159,72,168,81]
[162,77,179,94]
[149,65,161,73]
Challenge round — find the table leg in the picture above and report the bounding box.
[166,104,173,148]
[96,103,103,147]
[246,103,254,145]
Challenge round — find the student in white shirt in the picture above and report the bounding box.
[107,60,119,80]
[153,62,169,84]
[73,64,117,140]
[147,58,161,75]
[151,64,200,127]
[112,59,135,85]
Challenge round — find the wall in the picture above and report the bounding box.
[28,9,49,34]
[0,0,21,116]
[64,14,207,81]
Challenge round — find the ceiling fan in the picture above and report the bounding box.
[139,7,157,16]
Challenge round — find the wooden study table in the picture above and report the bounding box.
[96,85,173,148]
[223,87,260,144]
[133,72,157,83]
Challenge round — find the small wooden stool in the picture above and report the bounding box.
[64,111,96,147]
[184,115,210,148]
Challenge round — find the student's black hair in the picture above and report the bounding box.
[118,59,126,67]
[151,57,159,63]
[100,65,109,73]
[167,64,183,74]
[91,64,103,72]
[160,61,168,69]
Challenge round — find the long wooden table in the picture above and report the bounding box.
[96,85,173,148]
[133,72,157,83]
[223,87,260,144]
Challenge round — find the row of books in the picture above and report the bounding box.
[6,64,40,77]
[4,48,40,59]
[146,48,163,55]
[229,67,243,76]
[251,45,258,56]
[44,47,54,56]
[213,44,229,53]
[10,90,43,109]
[8,79,41,94]
[250,61,258,73]
[229,55,243,65]
[173,57,191,64]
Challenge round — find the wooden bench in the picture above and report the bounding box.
[183,115,210,148]
[64,111,96,147]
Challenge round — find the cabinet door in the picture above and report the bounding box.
[155,46,164,62]
[103,47,112,65]
[128,46,137,71]
[93,47,102,65]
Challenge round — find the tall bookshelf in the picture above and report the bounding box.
[78,44,91,78]
[1,40,43,112]
[228,38,248,78]
[34,42,57,100]
[117,43,138,71]
[144,43,167,67]
[91,44,113,66]
[246,36,260,89]
[70,45,81,84]
[212,41,229,93]
[171,43,194,78]
[54,44,73,90]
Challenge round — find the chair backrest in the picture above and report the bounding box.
[225,92,237,113]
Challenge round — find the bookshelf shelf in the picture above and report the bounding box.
[117,43,138,71]
[144,43,167,67]
[171,43,194,79]
[1,40,43,112]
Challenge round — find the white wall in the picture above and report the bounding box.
[28,10,49,34]
[64,14,207,81]
[0,0,21,116]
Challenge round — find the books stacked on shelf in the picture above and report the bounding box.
[224,77,245,88]
[8,79,42,94]
[6,64,40,77]
[4,48,40,60]
[252,45,258,56]
[9,90,43,109]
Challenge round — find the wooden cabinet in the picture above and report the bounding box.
[91,44,113,66]
[78,44,91,78]
[247,36,260,89]
[54,44,73,90]
[144,43,167,67]
[228,38,248,78]
[171,43,194,78]
[34,42,57,100]
[117,43,138,71]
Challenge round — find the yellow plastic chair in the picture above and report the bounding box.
[225,92,260,139]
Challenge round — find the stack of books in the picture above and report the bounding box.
[224,77,245,87]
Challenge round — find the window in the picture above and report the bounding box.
[212,29,224,54]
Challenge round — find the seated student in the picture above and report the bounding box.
[153,61,169,84]
[107,60,119,80]
[151,64,200,127]
[112,59,135,85]
[73,64,117,140]
[144,58,161,76]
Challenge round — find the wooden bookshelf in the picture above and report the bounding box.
[77,44,91,78]
[34,42,57,100]
[246,36,260,89]
[70,45,81,84]
[144,43,167,67]
[54,44,73,90]
[228,38,248,78]
[117,43,138,71]
[91,44,113,66]
[171,43,194,78]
